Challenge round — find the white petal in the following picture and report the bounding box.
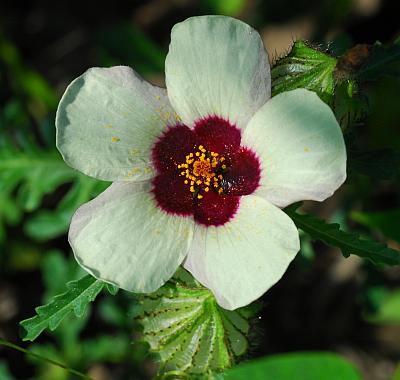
[184,195,299,310]
[242,89,347,208]
[69,182,194,293]
[56,66,179,181]
[165,15,270,130]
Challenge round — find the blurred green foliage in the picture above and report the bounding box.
[223,352,362,380]
[1,1,400,379]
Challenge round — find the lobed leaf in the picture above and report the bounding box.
[20,275,109,341]
[285,206,400,266]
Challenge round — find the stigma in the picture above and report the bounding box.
[177,145,225,199]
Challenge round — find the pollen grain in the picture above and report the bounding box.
[176,146,225,198]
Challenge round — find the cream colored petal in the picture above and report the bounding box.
[165,16,270,130]
[243,89,346,208]
[184,195,299,310]
[69,181,194,293]
[56,66,179,181]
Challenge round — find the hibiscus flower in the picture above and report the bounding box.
[56,16,346,310]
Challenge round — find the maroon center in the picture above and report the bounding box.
[151,115,261,226]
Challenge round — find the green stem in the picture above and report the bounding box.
[0,338,93,380]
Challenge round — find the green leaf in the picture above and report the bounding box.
[285,206,400,266]
[0,361,15,380]
[0,132,109,242]
[0,33,57,111]
[351,209,400,243]
[367,288,400,324]
[348,149,400,181]
[201,0,246,16]
[272,40,337,104]
[0,101,109,243]
[137,268,258,378]
[81,335,131,363]
[333,80,369,130]
[357,39,400,81]
[392,363,400,380]
[224,352,362,380]
[24,176,109,241]
[96,23,165,74]
[20,275,105,341]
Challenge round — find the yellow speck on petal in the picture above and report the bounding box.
[104,124,113,129]
[130,148,140,156]
[197,194,203,199]
[111,137,120,142]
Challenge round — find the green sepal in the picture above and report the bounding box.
[136,268,259,379]
[272,40,337,104]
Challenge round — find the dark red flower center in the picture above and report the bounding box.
[151,115,261,226]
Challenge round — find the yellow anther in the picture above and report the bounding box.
[176,147,228,198]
